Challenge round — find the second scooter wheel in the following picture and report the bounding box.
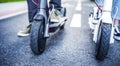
[96,23,112,60]
[30,19,46,55]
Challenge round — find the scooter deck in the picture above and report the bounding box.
[49,17,67,32]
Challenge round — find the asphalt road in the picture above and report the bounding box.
[0,0,120,66]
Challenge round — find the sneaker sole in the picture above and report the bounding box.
[114,36,120,41]
[17,33,30,37]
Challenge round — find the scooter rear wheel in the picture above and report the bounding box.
[30,20,46,55]
[96,23,112,60]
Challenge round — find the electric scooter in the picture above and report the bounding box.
[88,0,114,60]
[30,0,67,55]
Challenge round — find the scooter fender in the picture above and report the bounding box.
[34,14,45,21]
[102,0,113,24]
[33,14,49,38]
[101,12,113,24]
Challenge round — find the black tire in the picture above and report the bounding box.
[96,23,112,60]
[63,8,66,17]
[60,8,66,29]
[30,20,46,55]
[60,24,65,30]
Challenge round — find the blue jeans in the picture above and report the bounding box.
[112,0,120,20]
[27,0,61,22]
[95,0,104,6]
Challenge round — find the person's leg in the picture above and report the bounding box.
[49,0,64,22]
[95,0,104,7]
[114,19,119,25]
[112,0,120,40]
[18,0,38,36]
[49,0,61,9]
[114,19,120,40]
[28,0,38,22]
[112,0,120,25]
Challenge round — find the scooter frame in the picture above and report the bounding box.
[30,0,66,54]
[88,0,114,60]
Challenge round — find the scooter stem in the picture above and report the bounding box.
[103,0,113,12]
[102,0,113,24]
[38,0,50,37]
[101,0,114,43]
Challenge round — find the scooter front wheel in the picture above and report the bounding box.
[96,23,112,60]
[30,19,46,55]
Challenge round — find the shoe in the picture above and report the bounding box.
[50,9,61,22]
[17,24,31,37]
[114,25,120,40]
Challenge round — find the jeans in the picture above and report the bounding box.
[112,0,120,20]
[95,0,104,6]
[27,0,61,22]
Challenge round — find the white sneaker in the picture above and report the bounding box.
[17,24,31,37]
[50,9,61,22]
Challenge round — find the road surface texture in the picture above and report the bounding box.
[0,0,120,66]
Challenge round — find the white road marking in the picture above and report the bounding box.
[75,3,81,11]
[70,1,82,28]
[70,14,81,27]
